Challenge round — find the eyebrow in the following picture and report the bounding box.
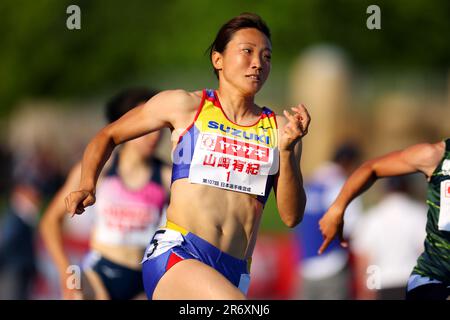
[238,42,272,52]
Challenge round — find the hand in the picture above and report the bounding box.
[280,104,311,151]
[318,206,347,254]
[65,190,95,216]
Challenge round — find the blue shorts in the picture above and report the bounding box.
[141,221,251,299]
[82,251,144,300]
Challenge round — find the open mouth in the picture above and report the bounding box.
[246,74,261,81]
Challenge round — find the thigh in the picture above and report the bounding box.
[81,252,110,300]
[131,292,148,300]
[83,269,110,300]
[153,259,246,300]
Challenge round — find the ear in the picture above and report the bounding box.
[211,51,223,71]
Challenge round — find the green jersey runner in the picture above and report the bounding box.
[319,138,450,298]
[412,138,450,284]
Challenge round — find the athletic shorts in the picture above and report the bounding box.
[406,274,450,300]
[141,221,251,299]
[82,251,144,300]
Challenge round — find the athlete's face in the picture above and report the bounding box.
[213,28,272,96]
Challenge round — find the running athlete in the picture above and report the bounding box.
[40,88,171,300]
[65,13,310,300]
[319,139,450,299]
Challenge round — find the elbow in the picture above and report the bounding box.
[102,126,118,146]
[89,126,117,151]
[362,160,379,178]
[285,190,307,228]
[279,190,306,228]
[285,219,300,228]
[281,211,304,228]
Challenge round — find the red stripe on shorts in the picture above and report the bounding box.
[166,252,184,271]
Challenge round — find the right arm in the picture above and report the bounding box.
[318,141,445,254]
[65,89,200,215]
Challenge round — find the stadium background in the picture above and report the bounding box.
[0,0,449,299]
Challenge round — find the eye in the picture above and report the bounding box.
[242,48,252,54]
[264,54,272,61]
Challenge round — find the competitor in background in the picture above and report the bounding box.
[40,88,171,299]
[294,143,362,299]
[319,139,450,300]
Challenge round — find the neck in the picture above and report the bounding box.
[216,84,260,124]
[116,145,152,190]
[119,145,148,169]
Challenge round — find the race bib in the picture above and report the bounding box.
[438,180,450,231]
[441,160,450,175]
[141,228,184,263]
[188,133,278,196]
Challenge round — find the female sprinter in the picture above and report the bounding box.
[65,13,311,299]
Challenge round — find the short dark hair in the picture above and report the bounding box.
[385,176,411,194]
[333,143,361,165]
[208,13,271,79]
[105,87,158,123]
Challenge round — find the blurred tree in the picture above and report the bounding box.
[0,0,449,116]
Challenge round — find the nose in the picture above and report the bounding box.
[251,54,262,71]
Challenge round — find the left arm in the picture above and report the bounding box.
[273,104,311,227]
[318,141,444,254]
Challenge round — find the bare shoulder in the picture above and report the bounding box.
[274,114,286,145]
[403,140,445,177]
[146,89,203,129]
[424,140,446,166]
[151,89,202,112]
[404,141,444,162]
[431,140,446,154]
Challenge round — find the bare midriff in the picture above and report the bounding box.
[90,233,145,270]
[166,179,265,260]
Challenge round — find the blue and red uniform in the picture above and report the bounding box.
[141,89,279,299]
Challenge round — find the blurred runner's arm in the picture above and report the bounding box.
[318,141,445,254]
[39,162,84,299]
